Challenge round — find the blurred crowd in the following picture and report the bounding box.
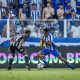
[0,0,80,19]
[0,0,80,38]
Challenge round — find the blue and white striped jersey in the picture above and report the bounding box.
[43,33,56,50]
[31,10,40,19]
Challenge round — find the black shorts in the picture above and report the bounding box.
[10,46,25,54]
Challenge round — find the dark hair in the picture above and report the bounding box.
[47,2,51,5]
[43,28,49,32]
[59,3,63,6]
[32,3,37,6]
[25,30,31,33]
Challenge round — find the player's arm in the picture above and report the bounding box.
[40,38,45,48]
[18,39,24,49]
[45,41,52,46]
[8,38,15,51]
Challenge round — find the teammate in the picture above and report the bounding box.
[8,30,31,70]
[36,28,75,69]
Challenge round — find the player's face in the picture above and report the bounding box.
[25,32,31,37]
[43,31,48,36]
[28,32,31,36]
[59,5,63,9]
[47,3,51,8]
[67,3,71,7]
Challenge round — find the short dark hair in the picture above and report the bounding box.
[43,28,49,32]
[47,2,51,5]
[32,3,37,6]
[25,30,31,33]
[59,3,63,6]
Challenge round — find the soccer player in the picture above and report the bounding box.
[36,28,75,69]
[8,30,31,70]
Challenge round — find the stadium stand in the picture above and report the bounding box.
[0,0,80,39]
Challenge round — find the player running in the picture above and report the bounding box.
[36,28,75,69]
[8,30,31,70]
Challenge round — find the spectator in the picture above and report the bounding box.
[30,28,41,38]
[1,12,8,19]
[27,21,36,32]
[2,21,16,37]
[71,21,80,38]
[30,0,42,10]
[43,0,47,7]
[10,14,19,27]
[0,19,7,36]
[76,0,80,19]
[31,3,40,23]
[18,0,26,8]
[71,12,78,19]
[52,0,59,11]
[7,0,17,3]
[70,12,78,26]
[0,0,7,7]
[54,30,61,38]
[8,3,17,18]
[71,0,76,12]
[65,2,75,19]
[42,2,55,19]
[19,3,30,21]
[16,21,27,34]
[0,2,2,18]
[60,0,70,8]
[57,4,64,19]
[7,0,18,7]
[0,2,7,19]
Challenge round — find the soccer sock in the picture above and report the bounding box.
[67,63,75,69]
[42,59,48,65]
[24,55,29,66]
[9,58,14,67]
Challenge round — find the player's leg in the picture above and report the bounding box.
[17,47,31,70]
[51,49,75,69]
[58,55,75,69]
[36,49,49,66]
[24,50,31,70]
[8,46,15,70]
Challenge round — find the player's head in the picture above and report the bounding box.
[75,21,79,27]
[47,2,51,8]
[25,29,31,36]
[43,28,49,36]
[67,2,71,7]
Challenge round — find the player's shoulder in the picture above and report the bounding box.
[49,33,53,36]
[49,33,53,38]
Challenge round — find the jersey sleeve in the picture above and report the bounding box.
[49,33,53,42]
[40,35,45,47]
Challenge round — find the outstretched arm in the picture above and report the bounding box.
[40,38,45,48]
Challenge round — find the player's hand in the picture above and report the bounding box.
[18,45,21,49]
[45,41,52,46]
[41,38,45,42]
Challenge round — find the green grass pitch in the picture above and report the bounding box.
[0,68,80,80]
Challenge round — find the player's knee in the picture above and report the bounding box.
[58,55,63,60]
[37,53,43,58]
